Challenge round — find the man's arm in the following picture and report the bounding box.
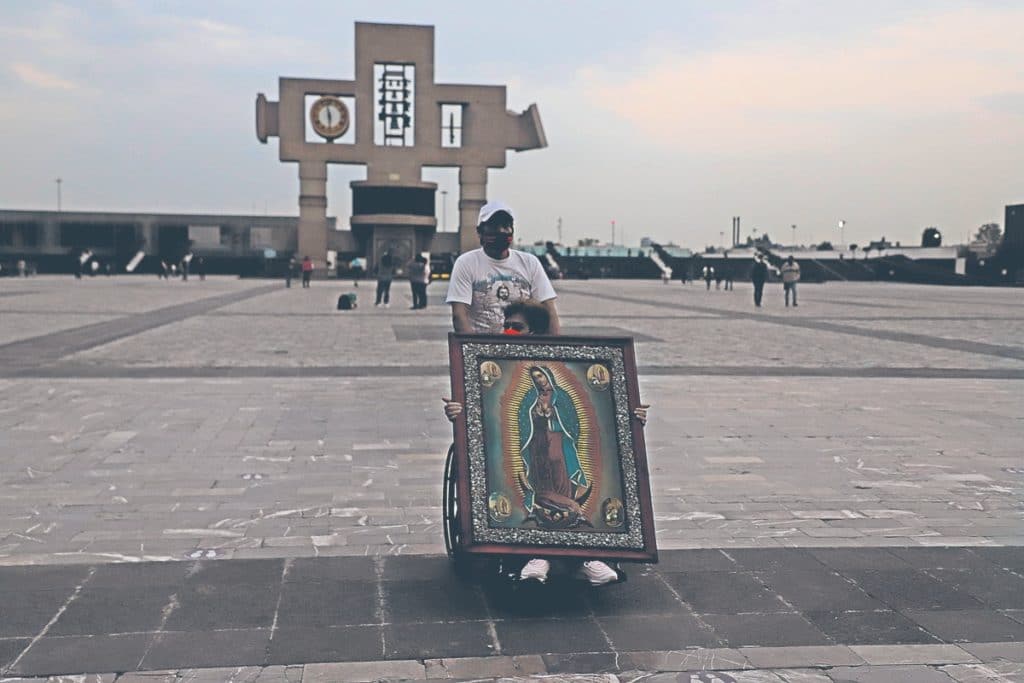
[541,298,561,335]
[451,302,473,334]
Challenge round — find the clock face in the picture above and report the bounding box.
[309,96,350,139]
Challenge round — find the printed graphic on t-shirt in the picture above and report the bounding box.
[470,272,534,333]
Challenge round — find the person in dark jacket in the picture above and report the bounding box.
[375,251,395,307]
[407,254,430,309]
[751,253,768,307]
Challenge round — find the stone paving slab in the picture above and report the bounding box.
[1,278,1022,679]
[0,312,124,346]
[54,306,1024,371]
[1,650,1021,681]
[0,373,1021,562]
[1,549,1023,677]
[3,277,1020,372]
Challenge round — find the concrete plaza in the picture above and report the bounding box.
[0,275,1022,681]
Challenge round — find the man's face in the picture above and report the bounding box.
[479,221,514,251]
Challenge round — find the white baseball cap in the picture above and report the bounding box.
[478,200,515,226]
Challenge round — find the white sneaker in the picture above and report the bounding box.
[384,302,390,308]
[519,558,550,583]
[575,560,619,586]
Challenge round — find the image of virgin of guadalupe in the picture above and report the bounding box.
[517,366,593,530]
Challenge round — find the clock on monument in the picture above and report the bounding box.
[309,96,350,140]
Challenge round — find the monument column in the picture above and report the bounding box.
[297,161,328,262]
[41,216,60,251]
[458,165,488,254]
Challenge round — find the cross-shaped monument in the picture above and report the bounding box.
[256,22,547,265]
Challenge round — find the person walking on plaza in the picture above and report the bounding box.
[407,254,430,309]
[702,265,714,291]
[349,255,366,287]
[781,255,801,307]
[375,250,395,307]
[286,257,296,288]
[446,200,560,334]
[722,252,733,290]
[751,252,768,307]
[301,255,313,288]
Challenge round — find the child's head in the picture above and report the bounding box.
[503,299,551,335]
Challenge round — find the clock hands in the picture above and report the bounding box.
[311,97,347,139]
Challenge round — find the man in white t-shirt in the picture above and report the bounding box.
[446,201,560,335]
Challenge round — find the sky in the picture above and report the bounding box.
[2,1,1022,249]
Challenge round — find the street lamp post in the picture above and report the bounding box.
[838,220,846,249]
[791,224,796,246]
[611,220,615,245]
[440,190,448,231]
[56,178,62,212]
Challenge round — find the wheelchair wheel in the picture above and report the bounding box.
[442,443,461,559]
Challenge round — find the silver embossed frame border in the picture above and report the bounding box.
[448,333,657,562]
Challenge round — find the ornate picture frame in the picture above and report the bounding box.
[448,333,658,563]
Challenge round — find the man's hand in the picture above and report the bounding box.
[633,404,650,426]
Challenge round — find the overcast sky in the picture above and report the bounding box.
[2,1,1022,249]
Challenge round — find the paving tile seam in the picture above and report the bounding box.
[134,590,182,671]
[650,569,722,642]
[267,558,293,650]
[562,285,1024,361]
[373,556,387,660]
[471,577,504,657]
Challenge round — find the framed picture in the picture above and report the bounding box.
[448,333,657,563]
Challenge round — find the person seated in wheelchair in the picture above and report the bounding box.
[443,299,649,587]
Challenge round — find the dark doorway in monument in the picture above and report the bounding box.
[157,224,190,262]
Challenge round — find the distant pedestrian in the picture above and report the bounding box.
[722,253,733,290]
[751,253,768,307]
[781,255,800,307]
[286,257,296,288]
[301,255,313,288]
[349,255,366,287]
[195,256,206,281]
[703,265,714,290]
[407,254,430,309]
[375,250,395,307]
[16,259,26,277]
